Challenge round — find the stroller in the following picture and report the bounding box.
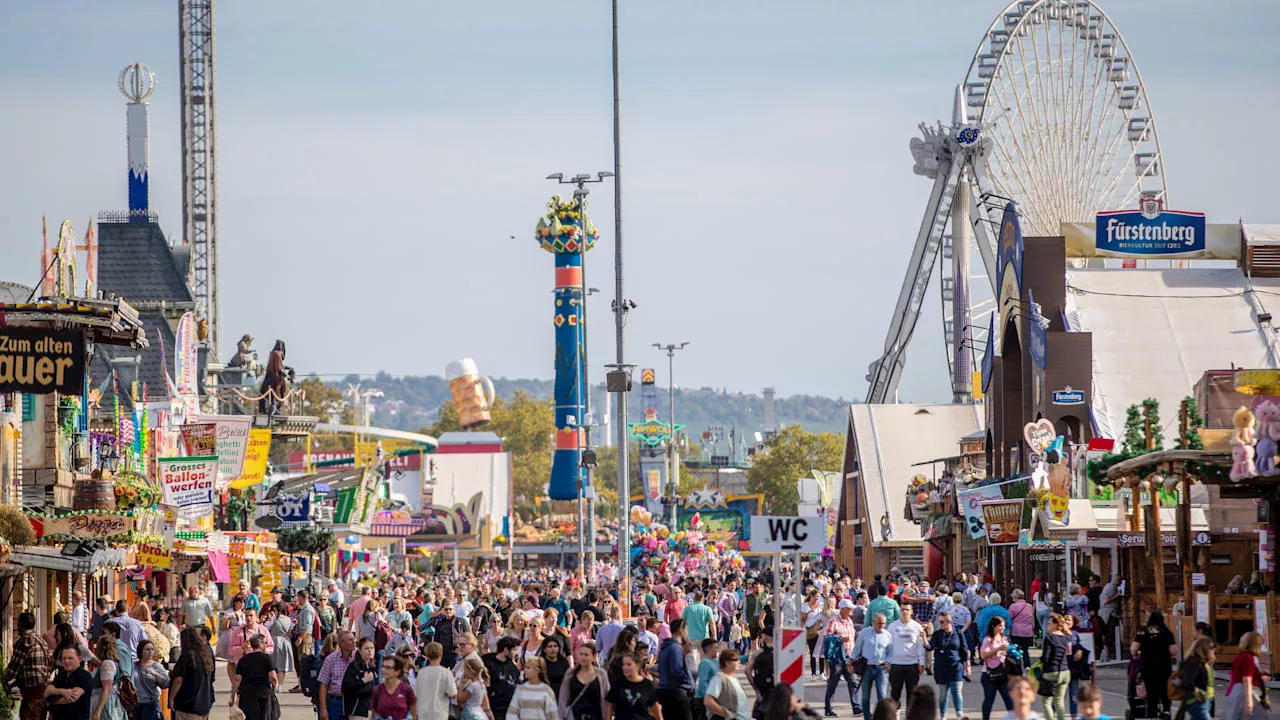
[1125,654,1148,720]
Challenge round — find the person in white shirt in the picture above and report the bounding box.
[885,602,927,705]
[327,582,345,610]
[71,591,89,634]
[455,594,474,620]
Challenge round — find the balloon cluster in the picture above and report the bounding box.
[627,505,745,577]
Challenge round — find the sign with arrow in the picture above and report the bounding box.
[749,515,825,554]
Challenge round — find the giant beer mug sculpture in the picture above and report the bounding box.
[446,358,496,429]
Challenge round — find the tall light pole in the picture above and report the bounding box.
[606,0,637,617]
[653,342,688,528]
[546,171,612,576]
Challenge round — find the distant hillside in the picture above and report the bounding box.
[331,373,852,435]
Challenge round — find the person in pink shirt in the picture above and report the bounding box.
[1006,589,1036,671]
[665,587,688,624]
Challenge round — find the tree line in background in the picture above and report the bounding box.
[287,377,844,517]
[300,372,851,434]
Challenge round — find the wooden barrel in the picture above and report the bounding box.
[72,480,117,511]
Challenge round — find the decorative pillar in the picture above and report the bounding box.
[537,196,596,501]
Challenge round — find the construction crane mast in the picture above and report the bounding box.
[179,0,219,354]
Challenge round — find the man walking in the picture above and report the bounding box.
[5,612,51,720]
[823,599,862,717]
[1098,574,1124,661]
[482,636,520,720]
[852,614,891,720]
[658,618,694,720]
[716,580,740,644]
[886,603,926,704]
[318,631,356,720]
[682,591,716,663]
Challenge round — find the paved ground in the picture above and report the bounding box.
[793,663,1280,720]
[204,659,1280,720]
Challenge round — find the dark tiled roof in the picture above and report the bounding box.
[96,222,193,305]
[90,313,176,403]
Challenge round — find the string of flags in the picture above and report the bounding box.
[339,549,373,562]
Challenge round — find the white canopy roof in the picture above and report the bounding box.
[1065,268,1278,440]
[847,403,984,546]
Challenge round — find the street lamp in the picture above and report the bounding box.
[653,342,689,528]
[548,171,613,577]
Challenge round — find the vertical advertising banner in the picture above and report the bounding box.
[230,428,272,489]
[158,456,218,521]
[195,414,252,489]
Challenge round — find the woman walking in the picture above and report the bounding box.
[537,636,571,696]
[1130,611,1177,720]
[979,617,1013,720]
[1006,590,1035,671]
[506,656,558,720]
[605,653,663,720]
[415,643,456,720]
[217,595,248,669]
[169,627,216,720]
[927,611,969,720]
[343,638,379,720]
[559,644,609,720]
[1177,637,1215,720]
[133,640,170,720]
[371,656,417,720]
[268,608,295,690]
[1222,632,1270,720]
[1037,614,1072,720]
[456,656,493,720]
[89,637,127,720]
[230,634,278,720]
[1032,587,1053,639]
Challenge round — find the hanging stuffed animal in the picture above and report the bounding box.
[1255,401,1280,476]
[1230,406,1257,481]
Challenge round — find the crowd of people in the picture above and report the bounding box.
[0,563,1270,720]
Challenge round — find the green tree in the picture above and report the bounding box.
[746,425,843,514]
[295,377,352,424]
[422,390,556,506]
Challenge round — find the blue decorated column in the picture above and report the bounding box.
[537,196,596,500]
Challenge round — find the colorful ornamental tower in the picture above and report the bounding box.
[536,195,597,501]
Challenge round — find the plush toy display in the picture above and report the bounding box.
[1230,406,1257,481]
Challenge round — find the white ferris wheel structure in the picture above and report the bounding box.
[866,0,1168,404]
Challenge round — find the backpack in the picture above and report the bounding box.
[375,621,394,651]
[822,634,847,665]
[298,652,323,698]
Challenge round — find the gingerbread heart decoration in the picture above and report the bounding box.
[1023,418,1057,453]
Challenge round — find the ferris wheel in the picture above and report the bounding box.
[866,0,1167,404]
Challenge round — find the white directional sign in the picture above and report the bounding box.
[750,515,825,554]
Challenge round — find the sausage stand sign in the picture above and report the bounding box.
[0,327,85,395]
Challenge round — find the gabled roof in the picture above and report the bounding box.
[847,403,985,546]
[96,222,193,305]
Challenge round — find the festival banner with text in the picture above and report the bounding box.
[158,456,218,521]
[195,414,252,489]
[230,428,272,489]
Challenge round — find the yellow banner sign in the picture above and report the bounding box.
[230,429,272,489]
[137,545,171,569]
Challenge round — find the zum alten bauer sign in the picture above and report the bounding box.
[0,327,86,395]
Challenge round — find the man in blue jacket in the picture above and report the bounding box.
[658,618,694,720]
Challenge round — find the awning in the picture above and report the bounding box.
[12,546,131,574]
[1045,499,1099,540]
[1093,506,1209,533]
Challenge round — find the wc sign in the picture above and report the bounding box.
[750,515,826,554]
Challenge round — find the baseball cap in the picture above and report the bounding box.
[838,599,855,610]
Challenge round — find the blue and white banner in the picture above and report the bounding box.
[1093,209,1206,256]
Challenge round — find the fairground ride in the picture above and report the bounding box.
[865,0,1167,404]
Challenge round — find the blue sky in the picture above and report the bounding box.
[1,1,1277,403]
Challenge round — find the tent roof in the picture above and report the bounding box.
[848,403,984,545]
[1065,268,1278,440]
